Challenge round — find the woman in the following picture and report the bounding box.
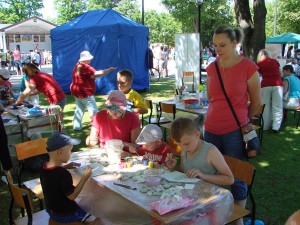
[70,50,115,131]
[204,25,262,225]
[15,63,66,110]
[86,90,141,150]
[257,49,283,132]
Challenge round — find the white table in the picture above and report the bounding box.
[70,149,233,225]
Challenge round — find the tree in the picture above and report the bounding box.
[234,0,266,60]
[55,0,87,25]
[145,10,181,46]
[115,0,141,23]
[277,0,300,34]
[0,0,43,23]
[161,0,233,46]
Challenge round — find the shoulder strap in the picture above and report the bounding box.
[214,62,241,128]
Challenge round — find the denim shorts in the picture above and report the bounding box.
[47,207,90,223]
[204,129,248,201]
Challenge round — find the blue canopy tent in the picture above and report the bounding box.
[50,9,149,94]
[266,32,300,57]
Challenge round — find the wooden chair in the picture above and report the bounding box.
[141,99,172,127]
[284,107,300,129]
[6,172,49,225]
[252,104,265,146]
[15,138,48,210]
[224,155,256,225]
[182,71,195,93]
[285,209,300,225]
[158,102,176,140]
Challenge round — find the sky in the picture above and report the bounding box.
[40,0,167,19]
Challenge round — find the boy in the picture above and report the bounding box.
[117,69,148,115]
[166,118,234,185]
[129,124,172,166]
[40,132,97,224]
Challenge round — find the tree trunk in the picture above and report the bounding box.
[234,0,267,61]
[234,0,254,59]
[253,0,267,62]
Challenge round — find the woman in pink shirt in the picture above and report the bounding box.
[257,49,283,132]
[86,90,141,151]
[16,63,66,110]
[204,25,262,225]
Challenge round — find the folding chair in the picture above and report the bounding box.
[158,102,176,141]
[6,172,49,225]
[252,104,265,146]
[224,155,256,225]
[15,138,48,210]
[182,71,195,93]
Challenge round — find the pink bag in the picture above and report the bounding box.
[150,196,195,215]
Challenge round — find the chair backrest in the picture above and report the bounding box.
[182,71,195,92]
[158,102,176,122]
[223,155,256,186]
[285,210,300,225]
[7,172,33,225]
[142,99,154,126]
[15,138,48,161]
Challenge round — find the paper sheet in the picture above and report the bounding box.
[161,171,199,183]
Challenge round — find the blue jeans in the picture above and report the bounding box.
[47,207,90,223]
[204,129,248,201]
[73,95,98,130]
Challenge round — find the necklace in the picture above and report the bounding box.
[219,55,241,76]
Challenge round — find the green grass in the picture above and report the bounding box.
[1,77,299,225]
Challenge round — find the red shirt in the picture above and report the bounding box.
[138,142,171,164]
[70,62,96,98]
[91,110,140,147]
[205,58,258,135]
[29,72,65,104]
[257,58,283,87]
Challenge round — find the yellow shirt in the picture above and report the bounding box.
[125,89,147,112]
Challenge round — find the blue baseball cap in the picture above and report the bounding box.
[46,132,81,152]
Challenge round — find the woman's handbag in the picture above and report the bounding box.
[214,62,260,158]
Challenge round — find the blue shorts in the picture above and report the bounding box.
[47,207,91,223]
[204,129,248,201]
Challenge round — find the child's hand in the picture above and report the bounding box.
[186,169,202,179]
[129,145,138,154]
[165,153,177,169]
[63,162,80,169]
[83,166,92,180]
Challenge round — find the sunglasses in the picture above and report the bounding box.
[106,105,125,114]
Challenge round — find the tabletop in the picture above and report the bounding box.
[70,149,233,225]
[4,105,62,137]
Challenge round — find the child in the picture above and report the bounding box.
[129,124,172,166]
[166,118,234,185]
[0,68,14,107]
[117,69,148,115]
[40,132,97,224]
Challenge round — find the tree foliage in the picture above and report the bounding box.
[161,0,233,46]
[54,0,87,25]
[277,0,300,34]
[0,0,43,23]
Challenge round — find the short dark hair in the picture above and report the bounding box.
[170,118,198,143]
[117,69,133,81]
[283,64,294,73]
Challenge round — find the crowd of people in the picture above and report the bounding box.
[1,24,300,224]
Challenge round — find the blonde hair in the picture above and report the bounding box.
[257,49,270,63]
[170,118,198,143]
